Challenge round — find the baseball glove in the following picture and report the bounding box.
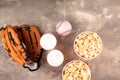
[0,25,43,71]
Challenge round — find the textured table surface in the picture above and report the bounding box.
[0,0,120,80]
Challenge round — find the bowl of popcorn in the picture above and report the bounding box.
[74,31,103,60]
[62,60,91,80]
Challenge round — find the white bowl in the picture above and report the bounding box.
[47,49,64,67]
[40,33,57,50]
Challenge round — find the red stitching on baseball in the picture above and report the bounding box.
[61,29,71,36]
[56,19,65,29]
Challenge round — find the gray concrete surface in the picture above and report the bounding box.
[0,0,120,80]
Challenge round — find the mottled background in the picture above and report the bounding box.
[0,0,120,80]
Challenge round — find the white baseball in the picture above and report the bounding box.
[40,33,57,50]
[56,20,72,36]
[47,50,64,67]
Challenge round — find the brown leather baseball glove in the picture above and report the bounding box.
[0,25,43,71]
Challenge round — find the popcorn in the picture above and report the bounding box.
[74,31,103,59]
[62,60,91,80]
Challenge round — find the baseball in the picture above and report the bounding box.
[40,33,57,50]
[56,20,72,36]
[47,50,64,67]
